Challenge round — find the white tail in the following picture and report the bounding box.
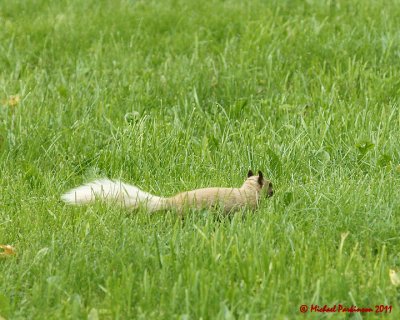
[61,179,165,212]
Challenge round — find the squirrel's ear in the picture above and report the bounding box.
[257,171,264,185]
[247,170,254,177]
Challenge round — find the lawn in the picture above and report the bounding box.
[1,0,400,318]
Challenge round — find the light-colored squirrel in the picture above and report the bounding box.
[61,170,273,214]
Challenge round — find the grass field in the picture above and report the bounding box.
[1,0,400,318]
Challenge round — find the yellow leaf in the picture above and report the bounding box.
[8,95,20,107]
[0,244,16,257]
[389,269,400,286]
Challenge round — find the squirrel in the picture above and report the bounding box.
[61,170,273,214]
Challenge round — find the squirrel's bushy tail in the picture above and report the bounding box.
[61,179,165,212]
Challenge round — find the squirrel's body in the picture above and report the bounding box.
[61,170,273,214]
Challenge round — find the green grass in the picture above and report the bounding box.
[1,0,400,318]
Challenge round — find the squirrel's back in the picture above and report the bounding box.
[166,187,259,213]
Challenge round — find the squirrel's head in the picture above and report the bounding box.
[246,170,274,197]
